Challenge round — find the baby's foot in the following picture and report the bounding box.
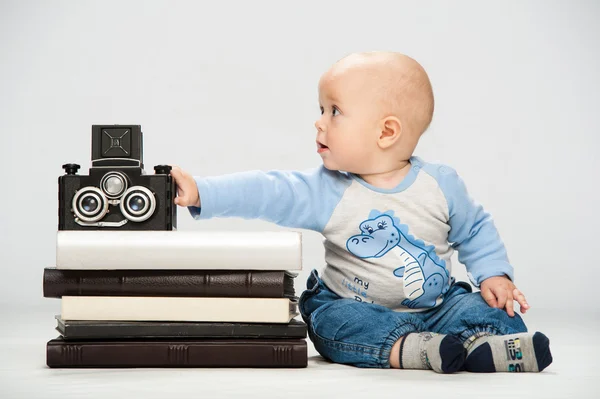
[465,332,552,372]
[400,332,466,373]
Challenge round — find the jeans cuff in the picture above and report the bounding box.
[378,321,421,368]
[460,326,503,348]
[306,269,320,292]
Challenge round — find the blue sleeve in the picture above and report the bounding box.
[187,166,352,233]
[430,164,514,287]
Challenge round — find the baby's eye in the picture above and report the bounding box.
[332,106,340,116]
[320,106,324,115]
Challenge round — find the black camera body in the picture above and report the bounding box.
[58,125,177,230]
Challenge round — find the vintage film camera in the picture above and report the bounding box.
[58,125,177,230]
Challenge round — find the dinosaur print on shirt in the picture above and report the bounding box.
[346,210,450,309]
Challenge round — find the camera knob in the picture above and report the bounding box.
[62,163,80,175]
[154,165,172,175]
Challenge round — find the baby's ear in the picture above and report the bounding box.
[378,116,402,149]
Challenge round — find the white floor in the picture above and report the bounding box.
[1,305,598,399]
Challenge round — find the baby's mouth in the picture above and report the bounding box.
[317,141,329,150]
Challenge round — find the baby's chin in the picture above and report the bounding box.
[321,161,362,175]
[320,158,339,171]
[321,161,342,172]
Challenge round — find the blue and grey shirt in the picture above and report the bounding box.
[189,156,513,312]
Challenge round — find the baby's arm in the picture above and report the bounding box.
[436,166,529,317]
[170,164,350,232]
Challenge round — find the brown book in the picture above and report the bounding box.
[55,316,308,339]
[46,337,307,368]
[43,268,296,298]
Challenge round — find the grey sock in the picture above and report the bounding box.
[399,332,466,373]
[465,331,552,372]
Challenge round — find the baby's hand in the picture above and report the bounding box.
[169,165,200,208]
[480,276,530,317]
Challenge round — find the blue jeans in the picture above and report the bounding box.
[299,269,528,368]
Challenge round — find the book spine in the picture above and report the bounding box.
[43,269,287,298]
[46,340,308,368]
[57,320,308,339]
[56,230,302,270]
[60,296,298,323]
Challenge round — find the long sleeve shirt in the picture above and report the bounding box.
[188,156,513,312]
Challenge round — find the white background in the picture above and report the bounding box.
[2,0,598,312]
[0,1,599,397]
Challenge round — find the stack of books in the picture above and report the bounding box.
[43,230,308,368]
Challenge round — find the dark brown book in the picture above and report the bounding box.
[43,268,296,298]
[46,337,307,368]
[55,316,307,339]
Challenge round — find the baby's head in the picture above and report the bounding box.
[315,52,434,175]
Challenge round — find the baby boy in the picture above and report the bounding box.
[171,52,552,373]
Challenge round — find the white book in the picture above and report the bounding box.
[56,230,302,270]
[61,296,298,323]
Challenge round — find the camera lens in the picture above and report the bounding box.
[100,171,128,199]
[78,193,102,216]
[128,195,145,212]
[72,187,109,223]
[120,186,156,222]
[81,196,99,213]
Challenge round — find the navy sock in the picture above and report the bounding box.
[465,332,552,372]
[399,332,466,373]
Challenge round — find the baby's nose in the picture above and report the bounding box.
[314,118,324,132]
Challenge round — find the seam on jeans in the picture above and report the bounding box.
[439,283,470,308]
[309,279,320,292]
[304,269,321,293]
[460,323,502,343]
[305,277,321,294]
[320,278,338,294]
[299,287,321,320]
[424,285,472,331]
[331,318,354,341]
[311,328,380,354]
